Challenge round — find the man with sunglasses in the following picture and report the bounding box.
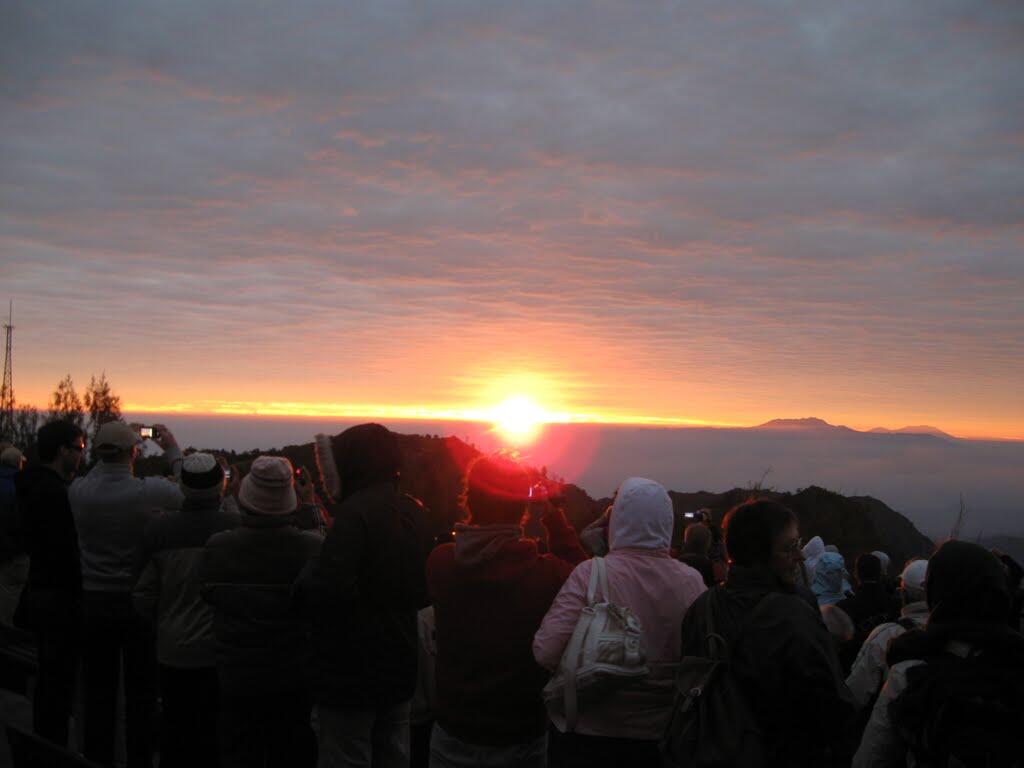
[13,420,87,748]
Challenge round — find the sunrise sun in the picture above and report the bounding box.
[490,395,547,444]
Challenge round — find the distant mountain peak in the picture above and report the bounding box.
[869,425,954,439]
[755,417,844,431]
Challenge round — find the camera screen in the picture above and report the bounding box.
[140,427,154,438]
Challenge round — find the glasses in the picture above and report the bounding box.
[68,443,86,453]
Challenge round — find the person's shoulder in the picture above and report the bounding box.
[427,541,454,564]
[426,542,456,577]
[884,658,927,697]
[204,526,239,550]
[141,474,180,492]
[757,589,821,624]
[687,584,714,612]
[141,509,174,544]
[288,525,324,547]
[865,619,904,645]
[558,553,593,577]
[669,557,710,584]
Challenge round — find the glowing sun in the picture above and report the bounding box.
[491,395,547,443]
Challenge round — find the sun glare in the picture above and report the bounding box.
[491,395,547,444]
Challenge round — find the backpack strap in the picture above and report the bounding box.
[704,586,731,662]
[586,556,604,606]
[565,558,604,732]
[595,556,610,604]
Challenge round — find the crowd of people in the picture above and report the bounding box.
[0,419,1022,768]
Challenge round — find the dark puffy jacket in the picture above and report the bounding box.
[200,513,322,695]
[680,564,854,767]
[13,466,81,630]
[295,482,429,708]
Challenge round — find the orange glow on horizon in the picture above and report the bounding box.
[117,398,727,429]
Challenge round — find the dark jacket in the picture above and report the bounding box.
[0,465,23,563]
[680,565,854,767]
[133,497,239,668]
[200,512,322,696]
[295,482,430,708]
[427,508,587,746]
[13,466,81,630]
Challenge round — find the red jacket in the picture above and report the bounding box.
[426,507,587,746]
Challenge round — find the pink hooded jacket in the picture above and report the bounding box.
[533,477,706,739]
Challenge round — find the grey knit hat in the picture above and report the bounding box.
[238,456,297,516]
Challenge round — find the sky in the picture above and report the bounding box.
[2,1,1023,439]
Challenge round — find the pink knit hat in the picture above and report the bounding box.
[238,456,297,516]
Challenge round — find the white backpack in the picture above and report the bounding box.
[543,557,648,731]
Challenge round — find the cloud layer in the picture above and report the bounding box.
[2,1,1023,436]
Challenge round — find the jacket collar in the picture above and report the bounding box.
[726,563,794,595]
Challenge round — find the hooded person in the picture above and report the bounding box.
[853,542,1024,767]
[679,499,854,768]
[801,535,826,586]
[200,455,323,768]
[425,454,586,768]
[871,550,891,578]
[812,551,848,606]
[534,477,706,767]
[294,424,432,768]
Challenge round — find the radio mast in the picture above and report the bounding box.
[0,302,13,442]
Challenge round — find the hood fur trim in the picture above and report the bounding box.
[314,433,341,502]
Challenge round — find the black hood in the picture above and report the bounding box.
[315,423,400,502]
[927,539,1009,627]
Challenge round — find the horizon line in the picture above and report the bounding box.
[16,399,1023,442]
[107,402,1023,442]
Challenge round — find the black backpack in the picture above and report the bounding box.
[661,587,767,768]
[889,648,1024,767]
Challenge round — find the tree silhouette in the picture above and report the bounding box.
[12,405,41,450]
[47,374,84,429]
[84,372,122,446]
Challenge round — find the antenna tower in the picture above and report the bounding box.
[0,302,13,442]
